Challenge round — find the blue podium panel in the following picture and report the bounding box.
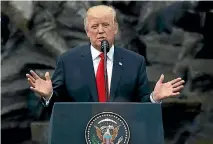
[49,102,164,144]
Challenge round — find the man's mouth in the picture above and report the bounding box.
[98,37,106,40]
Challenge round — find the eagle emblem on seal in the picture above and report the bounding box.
[85,112,130,144]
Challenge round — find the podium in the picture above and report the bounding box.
[48,102,164,144]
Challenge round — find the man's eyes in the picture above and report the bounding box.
[103,23,109,27]
[91,23,110,29]
[91,25,98,29]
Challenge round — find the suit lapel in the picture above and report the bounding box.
[110,47,123,101]
[80,45,98,102]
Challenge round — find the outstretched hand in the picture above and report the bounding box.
[152,74,185,102]
[26,70,53,98]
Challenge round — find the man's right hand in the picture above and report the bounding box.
[26,70,53,99]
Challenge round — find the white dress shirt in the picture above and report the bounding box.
[44,45,159,105]
[91,44,113,92]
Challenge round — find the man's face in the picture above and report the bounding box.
[85,13,118,50]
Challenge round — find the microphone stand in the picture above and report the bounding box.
[103,45,109,102]
[101,40,110,102]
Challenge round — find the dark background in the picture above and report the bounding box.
[1,1,213,144]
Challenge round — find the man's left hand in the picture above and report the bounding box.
[152,74,185,102]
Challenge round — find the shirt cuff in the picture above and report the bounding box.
[42,91,53,106]
[150,92,162,103]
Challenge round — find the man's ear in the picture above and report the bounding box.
[114,23,118,35]
[85,27,90,38]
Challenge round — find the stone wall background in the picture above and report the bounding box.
[1,1,213,144]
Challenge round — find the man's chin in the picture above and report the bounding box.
[93,40,109,49]
[96,41,102,47]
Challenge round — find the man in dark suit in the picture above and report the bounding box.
[26,5,184,116]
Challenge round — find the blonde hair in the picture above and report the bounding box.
[84,5,118,30]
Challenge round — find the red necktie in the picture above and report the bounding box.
[96,53,106,102]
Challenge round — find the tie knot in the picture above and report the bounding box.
[99,53,104,59]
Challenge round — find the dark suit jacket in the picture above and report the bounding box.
[41,44,151,119]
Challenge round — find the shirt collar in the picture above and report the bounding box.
[90,44,114,61]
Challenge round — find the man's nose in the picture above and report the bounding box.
[98,25,104,33]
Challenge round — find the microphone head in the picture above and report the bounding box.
[101,40,110,53]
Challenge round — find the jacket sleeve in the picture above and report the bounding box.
[40,55,69,120]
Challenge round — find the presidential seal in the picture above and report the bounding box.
[85,112,130,144]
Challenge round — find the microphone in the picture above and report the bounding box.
[101,40,110,53]
[101,40,110,102]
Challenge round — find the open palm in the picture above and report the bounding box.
[26,70,53,98]
[153,74,185,101]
